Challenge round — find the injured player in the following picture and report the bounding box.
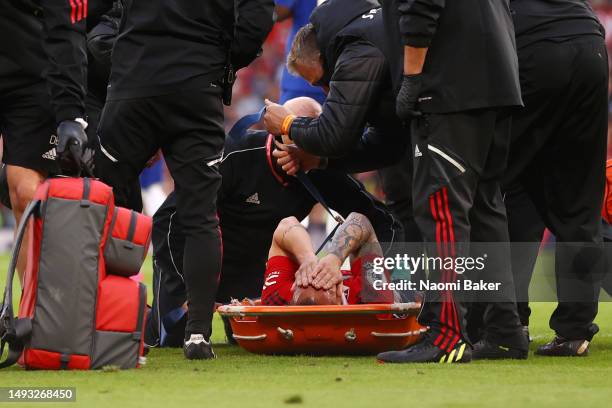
[262,213,394,306]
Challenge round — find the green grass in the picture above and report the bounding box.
[1,255,612,408]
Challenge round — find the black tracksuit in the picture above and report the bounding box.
[0,0,88,173]
[384,0,526,350]
[85,0,117,143]
[503,0,607,341]
[94,0,274,338]
[145,130,403,347]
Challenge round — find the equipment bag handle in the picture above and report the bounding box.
[0,199,39,369]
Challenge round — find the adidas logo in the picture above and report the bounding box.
[42,148,57,160]
[245,192,260,205]
[414,145,422,158]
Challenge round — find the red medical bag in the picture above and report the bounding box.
[105,207,152,277]
[0,178,151,370]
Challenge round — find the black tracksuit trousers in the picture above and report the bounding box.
[95,86,225,338]
[412,109,525,351]
[503,36,608,341]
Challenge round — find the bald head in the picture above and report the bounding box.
[282,97,322,119]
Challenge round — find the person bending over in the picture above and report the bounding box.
[262,213,393,306]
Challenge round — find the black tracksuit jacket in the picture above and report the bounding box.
[382,0,523,113]
[107,0,274,101]
[287,0,407,172]
[0,0,89,122]
[511,0,604,50]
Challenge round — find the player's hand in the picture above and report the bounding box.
[56,119,88,176]
[273,140,321,176]
[264,99,292,137]
[396,74,423,121]
[312,254,343,291]
[294,256,319,288]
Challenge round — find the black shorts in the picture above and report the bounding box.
[0,80,60,173]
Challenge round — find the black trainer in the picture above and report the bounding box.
[472,339,528,360]
[183,334,216,360]
[536,336,590,357]
[377,336,471,364]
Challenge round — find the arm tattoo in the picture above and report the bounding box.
[326,213,374,262]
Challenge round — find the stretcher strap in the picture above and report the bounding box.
[295,171,344,224]
[315,223,341,255]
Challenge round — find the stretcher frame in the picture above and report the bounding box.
[218,302,426,355]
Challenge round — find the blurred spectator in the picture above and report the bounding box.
[224,23,289,131]
[274,0,327,104]
[140,158,168,216]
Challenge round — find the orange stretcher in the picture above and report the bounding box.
[217,302,425,355]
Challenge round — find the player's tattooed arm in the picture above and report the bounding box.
[310,213,377,291]
[325,212,376,264]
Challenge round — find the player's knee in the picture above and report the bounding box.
[278,216,300,231]
[273,217,300,244]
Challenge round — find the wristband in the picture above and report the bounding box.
[281,114,296,136]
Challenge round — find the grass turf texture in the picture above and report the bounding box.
[1,255,612,408]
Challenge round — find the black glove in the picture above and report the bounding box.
[80,147,96,178]
[56,120,88,177]
[396,74,423,121]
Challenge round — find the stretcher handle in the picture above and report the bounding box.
[345,328,356,342]
[370,328,427,338]
[277,327,294,341]
[232,334,267,341]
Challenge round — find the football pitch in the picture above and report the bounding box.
[1,255,611,408]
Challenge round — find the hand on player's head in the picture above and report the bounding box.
[311,254,343,291]
[294,256,318,288]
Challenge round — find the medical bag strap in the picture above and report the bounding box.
[0,200,39,369]
[295,171,344,225]
[124,210,138,250]
[295,171,346,255]
[314,223,342,256]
